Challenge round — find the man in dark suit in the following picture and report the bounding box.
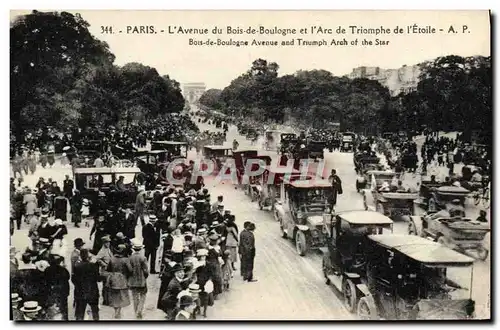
[160,263,185,319]
[239,221,257,282]
[123,207,137,239]
[71,249,101,320]
[142,215,161,274]
[63,175,74,200]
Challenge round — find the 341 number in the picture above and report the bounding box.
[101,26,113,34]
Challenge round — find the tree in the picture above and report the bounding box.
[11,11,115,137]
[199,89,223,109]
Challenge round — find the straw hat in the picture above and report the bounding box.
[131,239,144,250]
[196,248,209,257]
[20,301,41,313]
[188,283,201,293]
[11,293,22,303]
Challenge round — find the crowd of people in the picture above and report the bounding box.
[10,181,258,321]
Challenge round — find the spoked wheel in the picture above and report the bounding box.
[295,231,308,256]
[357,296,378,320]
[343,279,358,313]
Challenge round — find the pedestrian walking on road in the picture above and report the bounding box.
[142,215,160,274]
[239,222,257,282]
[128,240,149,319]
[104,244,132,319]
[72,249,101,321]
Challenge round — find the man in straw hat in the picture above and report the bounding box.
[142,214,161,274]
[128,239,149,319]
[19,301,42,321]
[11,293,23,320]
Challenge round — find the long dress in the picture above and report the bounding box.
[206,245,223,295]
[104,255,132,308]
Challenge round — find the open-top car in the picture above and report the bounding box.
[362,170,419,220]
[355,164,385,192]
[73,167,142,208]
[353,152,380,174]
[257,166,304,210]
[340,132,356,152]
[241,155,272,201]
[406,213,490,261]
[320,210,394,312]
[416,185,470,213]
[150,141,188,158]
[274,179,333,256]
[356,235,475,320]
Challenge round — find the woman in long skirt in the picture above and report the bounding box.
[206,234,223,298]
[104,245,132,319]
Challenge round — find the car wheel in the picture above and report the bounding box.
[295,231,307,256]
[343,279,358,313]
[357,296,378,320]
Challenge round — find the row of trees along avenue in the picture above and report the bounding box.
[11,11,191,143]
[199,57,491,144]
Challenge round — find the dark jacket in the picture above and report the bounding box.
[45,264,70,297]
[142,223,160,249]
[72,261,102,304]
[239,229,255,257]
[128,252,149,288]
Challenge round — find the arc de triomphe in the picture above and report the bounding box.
[183,83,206,103]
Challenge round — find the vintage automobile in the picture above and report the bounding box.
[75,150,101,168]
[416,184,470,213]
[356,235,475,320]
[353,152,380,174]
[320,210,394,312]
[362,170,419,220]
[202,145,233,173]
[406,213,490,261]
[274,180,333,256]
[257,166,304,210]
[242,155,272,201]
[280,133,298,154]
[233,148,259,173]
[355,164,384,192]
[150,141,188,158]
[306,140,326,160]
[264,130,282,151]
[340,132,356,152]
[73,167,142,208]
[75,140,104,154]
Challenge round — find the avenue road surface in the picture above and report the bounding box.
[10,107,490,320]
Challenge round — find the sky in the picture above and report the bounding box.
[10,10,491,90]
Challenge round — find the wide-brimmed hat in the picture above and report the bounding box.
[196,247,209,256]
[115,244,127,254]
[54,219,63,226]
[188,283,201,293]
[186,205,194,210]
[98,191,106,197]
[20,301,42,313]
[168,193,177,199]
[116,232,125,239]
[155,184,163,190]
[131,239,144,250]
[40,213,49,218]
[74,238,85,247]
[11,293,22,302]
[210,221,220,228]
[100,235,111,243]
[197,228,207,235]
[148,214,157,221]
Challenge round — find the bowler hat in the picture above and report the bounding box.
[171,263,185,273]
[101,235,111,243]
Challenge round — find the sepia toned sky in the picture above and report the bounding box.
[10,10,490,89]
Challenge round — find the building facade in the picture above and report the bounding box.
[183,83,206,103]
[347,64,421,96]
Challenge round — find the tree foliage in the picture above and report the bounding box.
[11,10,186,139]
[200,56,491,140]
